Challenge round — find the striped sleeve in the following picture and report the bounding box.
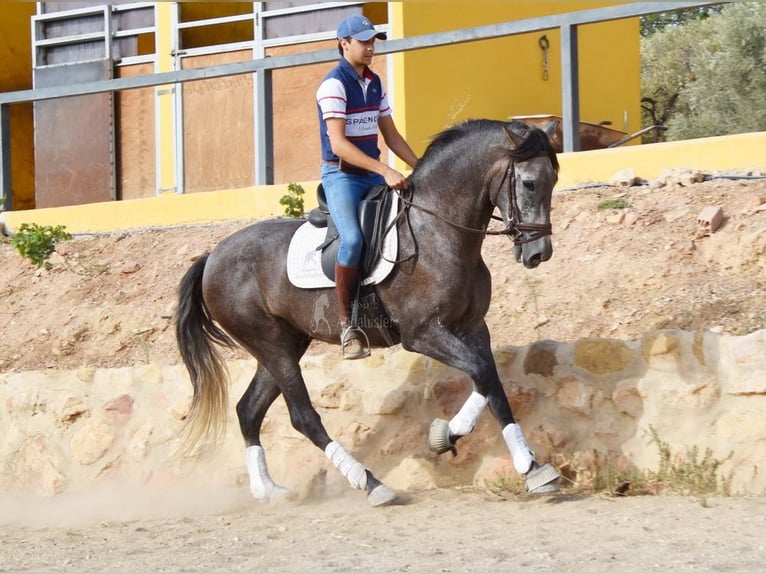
[317,78,347,120]
[379,89,392,118]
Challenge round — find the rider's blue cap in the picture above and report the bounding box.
[337,14,387,41]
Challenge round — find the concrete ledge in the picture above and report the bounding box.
[1,183,306,236]
[2,132,765,235]
[556,130,766,188]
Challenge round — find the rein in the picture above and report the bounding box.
[393,160,552,245]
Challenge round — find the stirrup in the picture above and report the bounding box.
[341,325,371,360]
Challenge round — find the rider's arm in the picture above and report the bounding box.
[378,115,419,170]
[325,118,410,190]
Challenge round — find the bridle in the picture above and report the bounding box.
[394,158,553,245]
[490,160,553,245]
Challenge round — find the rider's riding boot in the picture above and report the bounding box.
[334,263,370,360]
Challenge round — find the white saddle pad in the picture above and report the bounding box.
[286,195,399,289]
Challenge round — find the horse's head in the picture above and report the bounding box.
[501,123,559,269]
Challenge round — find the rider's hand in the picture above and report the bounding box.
[383,166,410,190]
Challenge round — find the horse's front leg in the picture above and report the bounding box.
[406,322,560,493]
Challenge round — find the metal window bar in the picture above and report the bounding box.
[177,13,255,31]
[1,1,724,209]
[32,5,109,67]
[260,2,363,19]
[33,2,156,67]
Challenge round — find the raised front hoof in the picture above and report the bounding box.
[428,418,456,455]
[368,484,398,507]
[525,462,560,494]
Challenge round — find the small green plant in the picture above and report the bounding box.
[597,198,631,210]
[11,222,72,269]
[279,182,306,218]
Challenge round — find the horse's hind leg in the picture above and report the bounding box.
[238,328,397,507]
[237,363,288,502]
[273,360,398,507]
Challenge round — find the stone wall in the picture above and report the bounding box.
[2,329,765,498]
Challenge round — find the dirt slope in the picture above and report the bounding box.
[1,171,765,373]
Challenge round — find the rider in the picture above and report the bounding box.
[316,13,419,359]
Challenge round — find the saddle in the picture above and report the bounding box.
[308,183,394,282]
[297,182,399,347]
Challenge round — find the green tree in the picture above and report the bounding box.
[641,17,706,141]
[641,2,766,141]
[667,2,766,140]
[641,4,723,37]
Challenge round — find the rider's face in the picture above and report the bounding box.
[342,37,376,69]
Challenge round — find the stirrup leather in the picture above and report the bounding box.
[341,325,371,360]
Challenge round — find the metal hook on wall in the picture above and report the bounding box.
[539,34,550,81]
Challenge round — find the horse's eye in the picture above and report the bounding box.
[522,180,535,191]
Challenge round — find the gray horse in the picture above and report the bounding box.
[176,119,560,506]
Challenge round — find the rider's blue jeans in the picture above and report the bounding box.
[321,163,385,267]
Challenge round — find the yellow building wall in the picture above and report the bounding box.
[391,2,640,156]
[0,2,36,211]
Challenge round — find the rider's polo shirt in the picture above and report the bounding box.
[316,57,392,162]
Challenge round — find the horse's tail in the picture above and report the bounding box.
[175,253,236,456]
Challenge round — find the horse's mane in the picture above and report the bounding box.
[416,119,559,175]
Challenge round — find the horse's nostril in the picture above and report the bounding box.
[526,254,542,268]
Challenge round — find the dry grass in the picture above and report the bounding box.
[487,426,736,504]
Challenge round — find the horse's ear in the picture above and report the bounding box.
[543,120,560,139]
[503,125,525,149]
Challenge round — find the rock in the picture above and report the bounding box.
[56,397,89,427]
[119,262,141,274]
[104,394,134,415]
[383,457,438,491]
[362,386,409,415]
[609,168,641,187]
[70,422,115,465]
[2,435,66,496]
[655,167,708,187]
[556,376,594,415]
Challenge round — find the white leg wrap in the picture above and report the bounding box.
[448,391,488,436]
[503,423,536,475]
[245,445,287,501]
[325,441,368,490]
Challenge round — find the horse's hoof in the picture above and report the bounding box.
[253,484,290,504]
[428,418,455,454]
[525,462,560,494]
[270,484,290,500]
[368,484,398,507]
